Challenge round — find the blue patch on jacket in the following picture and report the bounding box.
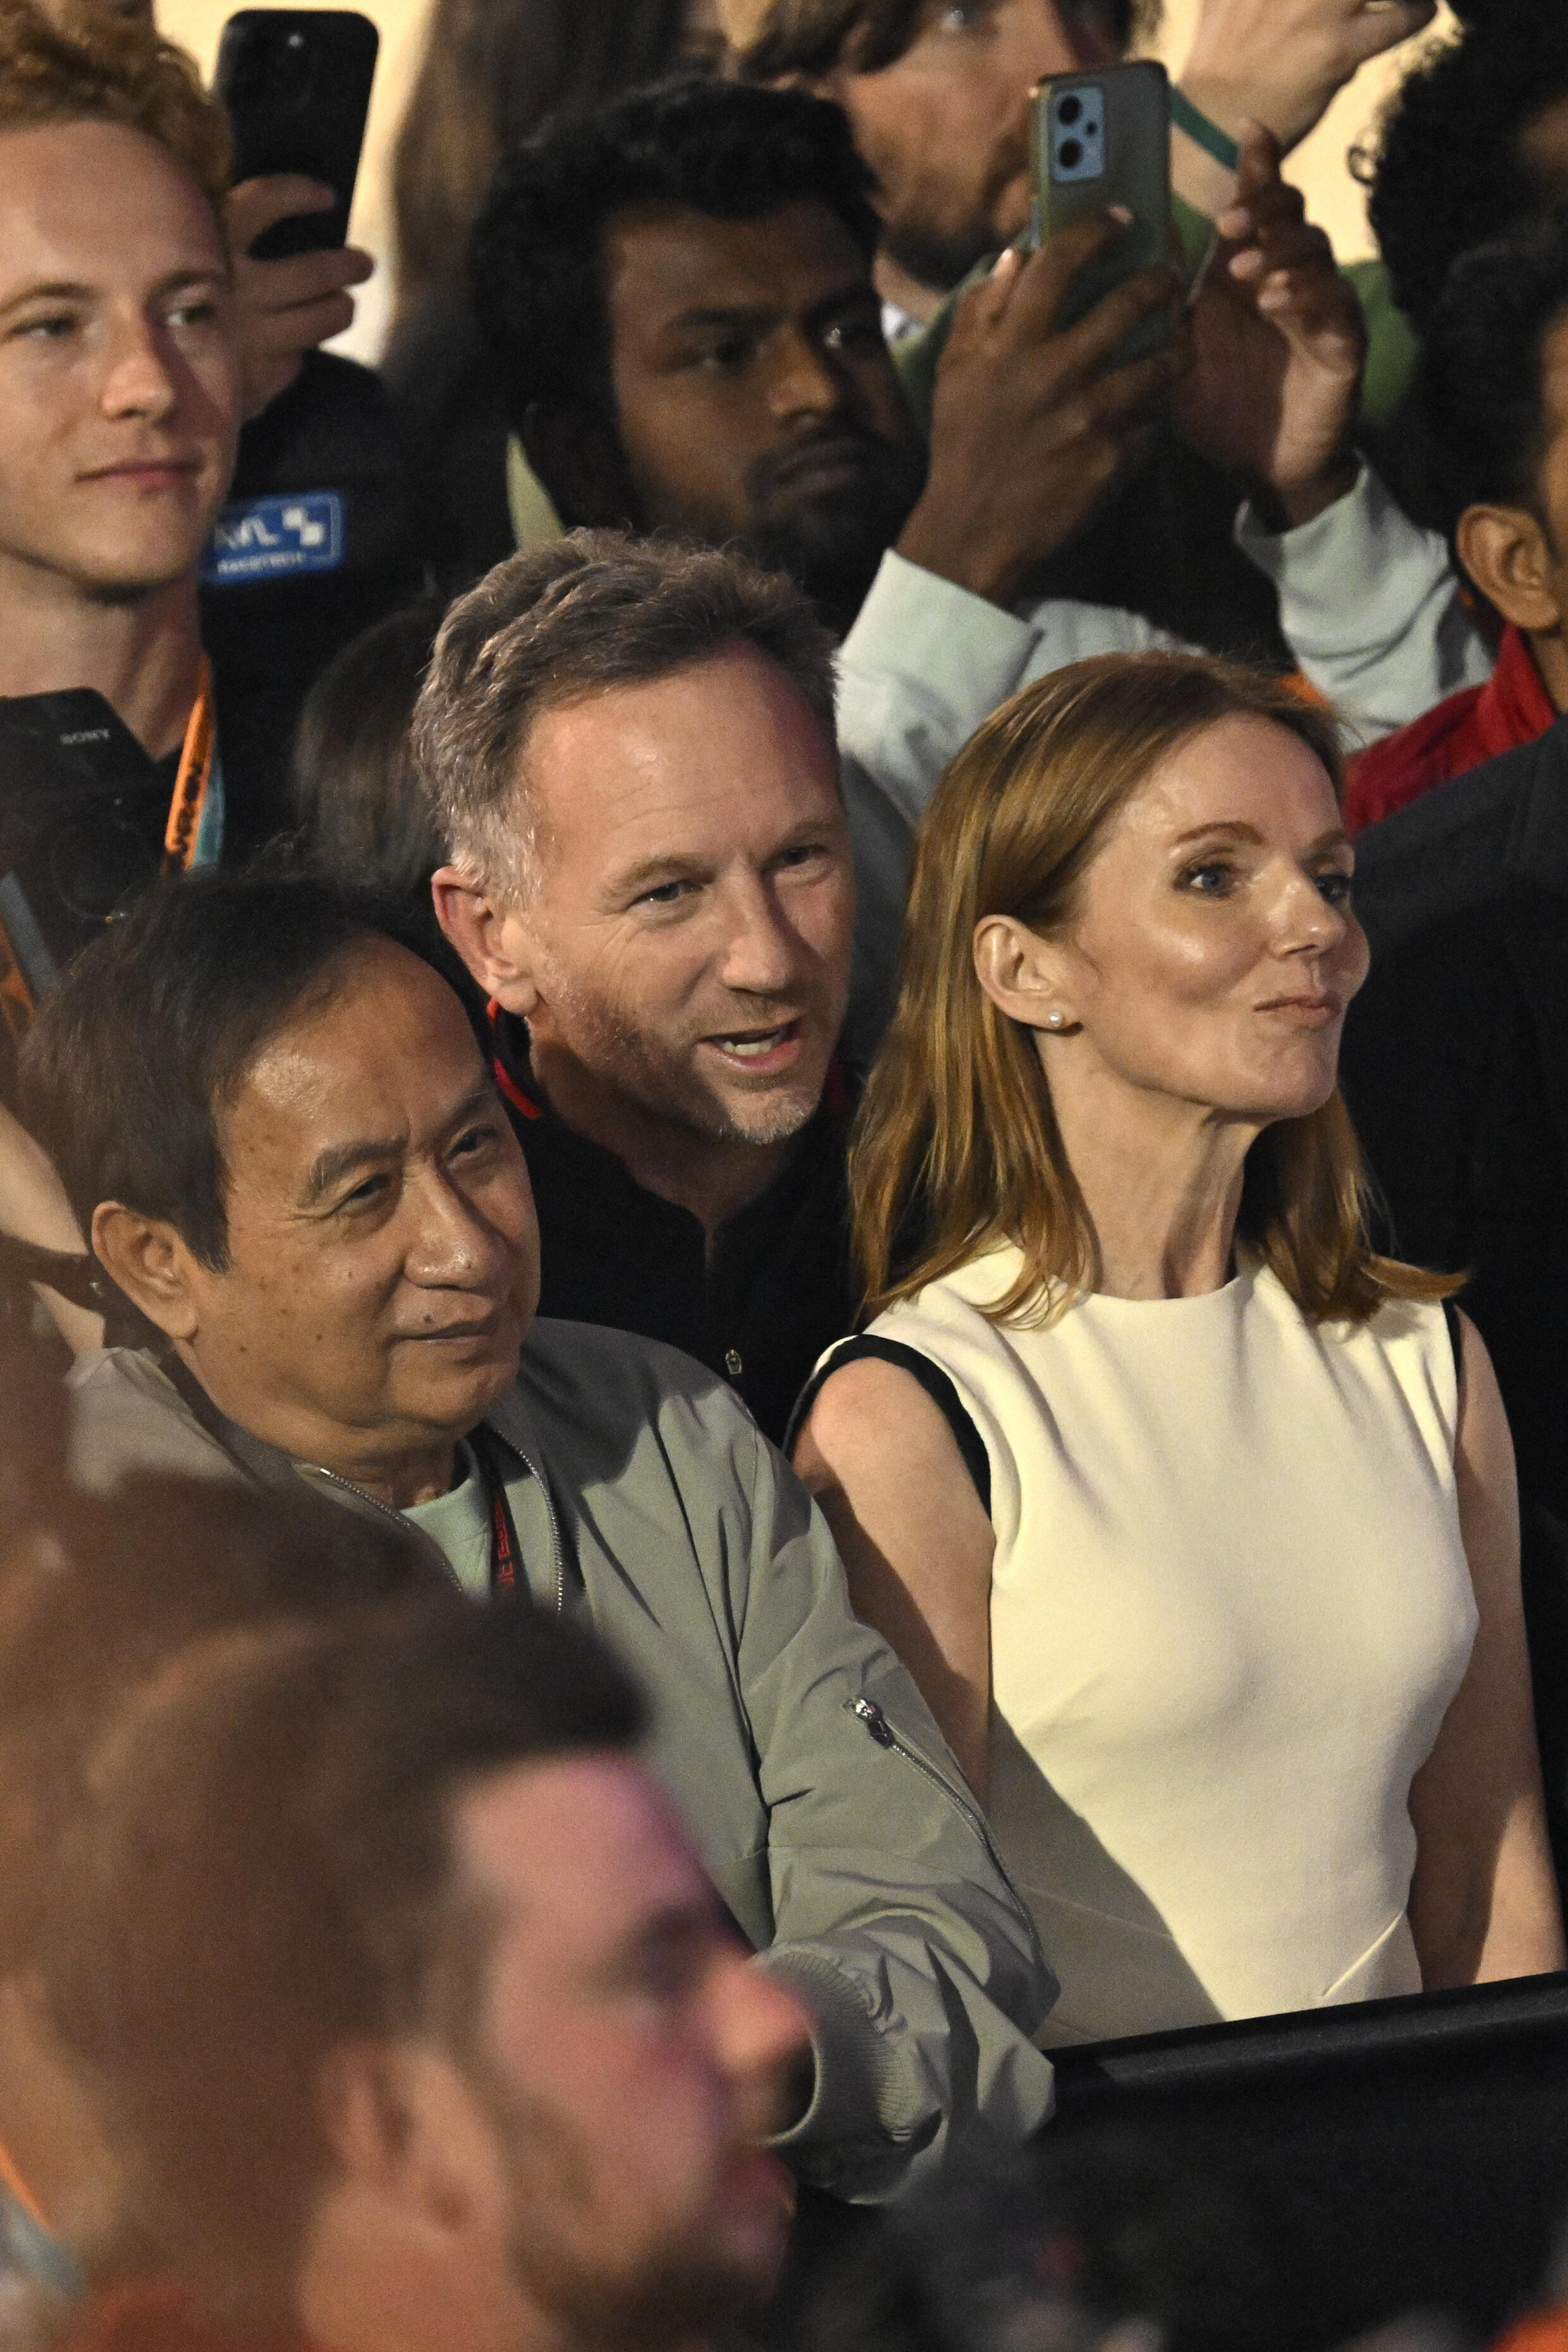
[202,491,345,585]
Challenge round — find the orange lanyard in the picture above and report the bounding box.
[161,658,216,874]
[0,2129,47,2231]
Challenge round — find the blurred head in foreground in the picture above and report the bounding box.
[35,1596,810,2352]
[0,1473,438,2301]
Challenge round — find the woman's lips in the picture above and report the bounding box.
[1256,993,1342,1027]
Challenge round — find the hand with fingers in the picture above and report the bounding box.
[1172,126,1366,529]
[226,176,375,419]
[1179,0,1438,158]
[895,213,1186,611]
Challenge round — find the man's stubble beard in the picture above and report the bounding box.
[742,433,928,636]
[479,2069,781,2352]
[879,214,1000,300]
[542,965,830,1153]
[878,136,1033,303]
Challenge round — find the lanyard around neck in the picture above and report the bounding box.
[161,657,216,874]
[471,1428,522,1596]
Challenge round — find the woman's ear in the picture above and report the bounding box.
[973,916,1076,1033]
[90,1203,201,1341]
[1455,502,1565,634]
[431,873,543,1022]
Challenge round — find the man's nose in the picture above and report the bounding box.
[407,1168,517,1287]
[714,1949,816,2131]
[715,883,804,999]
[99,319,180,422]
[766,326,846,426]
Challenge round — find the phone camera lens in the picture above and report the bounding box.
[285,28,304,44]
[1058,94,1082,125]
[1059,137,1083,169]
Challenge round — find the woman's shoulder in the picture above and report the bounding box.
[1253,1267,1462,1420]
[791,1249,1032,1457]
[1254,1262,1454,1347]
[885,1244,1033,1324]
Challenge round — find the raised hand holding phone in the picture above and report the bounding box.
[895,214,1185,611]
[226,175,374,416]
[215,11,379,415]
[1030,60,1173,362]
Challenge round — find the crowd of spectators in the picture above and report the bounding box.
[9,0,1568,2348]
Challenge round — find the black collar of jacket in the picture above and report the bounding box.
[1505,709,1568,901]
[1497,716,1568,1168]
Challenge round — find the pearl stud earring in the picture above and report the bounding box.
[1046,1011,1066,1031]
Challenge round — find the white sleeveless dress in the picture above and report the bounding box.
[821,1252,1478,2045]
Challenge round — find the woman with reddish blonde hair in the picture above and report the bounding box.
[793,651,1564,2045]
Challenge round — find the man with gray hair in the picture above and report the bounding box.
[424,531,861,1447]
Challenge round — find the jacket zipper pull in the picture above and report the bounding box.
[852,1696,897,1749]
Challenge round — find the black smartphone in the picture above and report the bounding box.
[214,9,378,260]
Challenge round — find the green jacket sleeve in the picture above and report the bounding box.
[729,1417,1058,2201]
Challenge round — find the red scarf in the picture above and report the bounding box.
[1344,625,1558,836]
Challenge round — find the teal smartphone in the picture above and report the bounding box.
[1030,59,1172,364]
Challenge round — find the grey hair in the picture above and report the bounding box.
[410,529,840,900]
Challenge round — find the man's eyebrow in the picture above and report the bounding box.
[660,302,779,338]
[804,285,883,330]
[599,1893,722,1976]
[302,1134,403,1205]
[0,267,227,319]
[608,852,713,899]
[152,266,231,297]
[0,279,94,316]
[443,1081,506,1134]
[300,1083,501,1204]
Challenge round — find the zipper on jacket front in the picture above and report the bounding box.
[303,1464,462,1589]
[505,1436,567,1616]
[848,1696,1041,1940]
[306,1442,568,1618]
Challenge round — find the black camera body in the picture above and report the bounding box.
[0,689,170,1027]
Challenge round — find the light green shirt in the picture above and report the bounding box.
[401,1438,491,1597]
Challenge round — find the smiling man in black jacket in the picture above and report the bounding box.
[426,532,861,1446]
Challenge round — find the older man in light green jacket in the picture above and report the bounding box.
[27,869,1057,2208]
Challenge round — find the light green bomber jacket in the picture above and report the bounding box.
[66,1318,1059,2203]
